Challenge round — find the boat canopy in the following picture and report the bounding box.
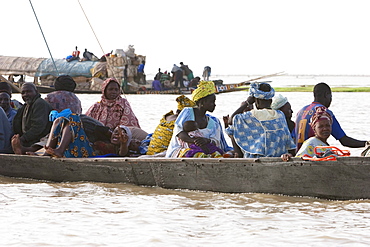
[0,56,45,77]
[0,56,98,78]
[36,59,98,77]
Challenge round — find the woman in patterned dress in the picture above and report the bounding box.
[165,81,233,158]
[226,82,296,159]
[44,113,132,158]
[86,78,140,129]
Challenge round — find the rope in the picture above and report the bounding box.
[77,0,127,98]
[29,0,59,76]
[77,0,105,55]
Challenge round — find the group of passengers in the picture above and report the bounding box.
[0,76,368,160]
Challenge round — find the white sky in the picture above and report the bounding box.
[2,0,370,76]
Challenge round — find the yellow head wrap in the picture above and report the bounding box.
[176,95,196,110]
[191,81,216,102]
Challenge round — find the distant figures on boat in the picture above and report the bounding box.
[203,66,211,81]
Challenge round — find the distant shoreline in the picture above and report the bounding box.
[273,86,370,92]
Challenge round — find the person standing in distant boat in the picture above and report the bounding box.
[180,62,194,81]
[155,68,163,81]
[171,64,184,88]
[137,61,146,84]
[203,66,211,81]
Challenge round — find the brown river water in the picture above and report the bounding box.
[2,89,370,246]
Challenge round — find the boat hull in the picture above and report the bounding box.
[1,154,370,200]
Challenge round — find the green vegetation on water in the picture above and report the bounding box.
[274,86,370,92]
[237,86,370,92]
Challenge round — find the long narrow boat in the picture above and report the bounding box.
[1,154,369,200]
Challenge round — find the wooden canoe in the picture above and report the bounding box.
[1,154,370,200]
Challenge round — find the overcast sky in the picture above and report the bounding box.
[2,0,370,76]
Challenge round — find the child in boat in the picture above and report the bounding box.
[177,120,225,158]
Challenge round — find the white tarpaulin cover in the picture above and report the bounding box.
[0,56,98,77]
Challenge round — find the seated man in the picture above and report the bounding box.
[0,92,17,126]
[226,82,296,158]
[12,82,53,154]
[293,82,367,152]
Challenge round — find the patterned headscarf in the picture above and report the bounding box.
[271,94,288,110]
[101,78,121,107]
[310,106,333,130]
[249,82,275,100]
[191,81,216,102]
[176,95,196,110]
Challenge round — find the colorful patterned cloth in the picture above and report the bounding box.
[52,114,96,158]
[146,111,176,155]
[296,136,331,157]
[292,102,345,152]
[249,82,275,100]
[191,81,216,102]
[85,78,140,129]
[176,95,196,110]
[226,109,295,158]
[166,107,233,158]
[45,90,82,114]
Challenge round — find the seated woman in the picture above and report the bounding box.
[165,81,233,158]
[295,106,334,158]
[44,112,132,158]
[146,95,195,156]
[44,75,82,114]
[86,78,140,129]
[271,94,295,133]
[226,82,295,158]
[178,120,225,158]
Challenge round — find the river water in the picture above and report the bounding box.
[2,80,370,246]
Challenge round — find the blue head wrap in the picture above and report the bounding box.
[249,82,275,100]
[49,108,72,122]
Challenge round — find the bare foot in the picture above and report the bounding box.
[11,134,25,155]
[44,146,63,158]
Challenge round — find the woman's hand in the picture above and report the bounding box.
[281,153,293,162]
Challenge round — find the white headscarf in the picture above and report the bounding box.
[271,94,288,110]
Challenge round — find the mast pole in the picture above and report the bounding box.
[29,0,59,76]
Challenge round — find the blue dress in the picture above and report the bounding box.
[226,109,296,158]
[53,114,96,158]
